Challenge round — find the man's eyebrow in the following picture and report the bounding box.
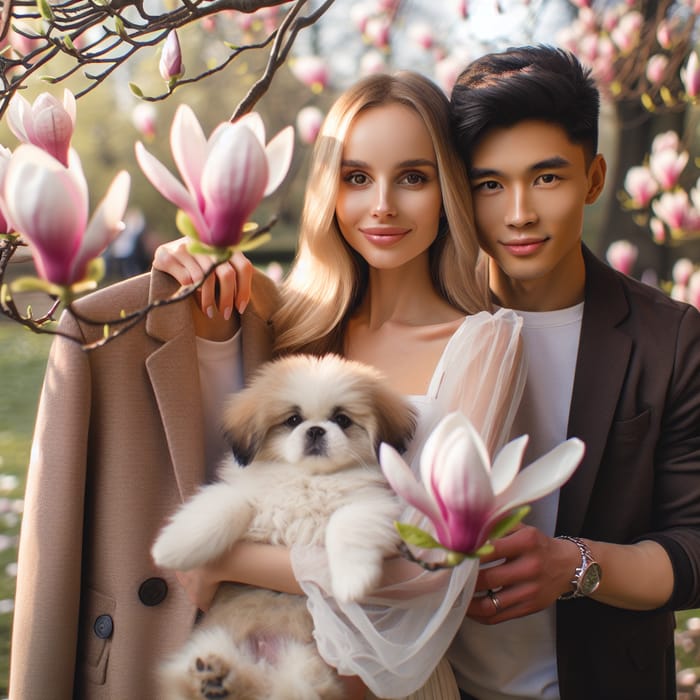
[468,156,572,180]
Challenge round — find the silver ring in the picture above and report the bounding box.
[487,589,501,611]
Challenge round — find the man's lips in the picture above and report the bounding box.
[500,237,549,256]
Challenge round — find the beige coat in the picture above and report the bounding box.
[9,269,279,699]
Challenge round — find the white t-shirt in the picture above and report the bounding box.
[450,303,583,700]
[196,330,244,480]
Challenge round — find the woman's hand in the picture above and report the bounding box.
[175,565,221,613]
[152,238,253,319]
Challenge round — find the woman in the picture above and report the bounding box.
[153,71,525,699]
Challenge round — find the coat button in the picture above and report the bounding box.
[138,577,168,606]
[93,614,113,639]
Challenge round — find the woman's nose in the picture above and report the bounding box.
[372,183,396,217]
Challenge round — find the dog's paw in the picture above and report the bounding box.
[328,546,384,603]
[192,654,236,699]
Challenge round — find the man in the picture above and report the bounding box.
[9,252,281,699]
[449,45,700,700]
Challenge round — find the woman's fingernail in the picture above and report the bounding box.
[237,300,248,315]
[206,305,214,319]
[223,306,232,321]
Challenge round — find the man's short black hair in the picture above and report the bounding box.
[451,44,600,164]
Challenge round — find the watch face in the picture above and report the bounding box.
[581,563,602,596]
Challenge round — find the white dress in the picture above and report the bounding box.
[291,309,525,699]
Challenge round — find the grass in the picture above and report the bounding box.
[0,324,53,697]
[0,320,699,697]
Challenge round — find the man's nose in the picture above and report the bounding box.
[505,185,537,227]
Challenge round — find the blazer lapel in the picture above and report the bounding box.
[557,246,632,535]
[145,271,206,501]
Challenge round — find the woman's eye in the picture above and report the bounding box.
[332,413,352,429]
[284,413,303,428]
[401,172,426,185]
[345,172,368,186]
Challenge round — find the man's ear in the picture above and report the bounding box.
[585,153,607,204]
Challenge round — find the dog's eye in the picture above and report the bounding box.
[332,413,353,430]
[284,413,303,428]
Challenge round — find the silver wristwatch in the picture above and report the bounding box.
[557,535,602,599]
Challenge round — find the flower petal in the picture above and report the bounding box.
[490,434,529,496]
[7,93,32,143]
[71,170,131,282]
[380,442,442,525]
[170,104,207,208]
[263,125,294,196]
[491,438,585,522]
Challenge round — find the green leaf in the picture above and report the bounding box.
[176,210,200,241]
[128,82,144,98]
[9,275,63,297]
[487,505,531,542]
[395,522,444,550]
[236,232,271,253]
[36,0,54,21]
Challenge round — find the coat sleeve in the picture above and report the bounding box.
[643,303,700,611]
[9,311,91,700]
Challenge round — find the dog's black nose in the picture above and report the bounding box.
[306,426,326,442]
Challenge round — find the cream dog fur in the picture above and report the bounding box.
[152,354,416,699]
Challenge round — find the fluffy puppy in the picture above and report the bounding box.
[151,353,416,700]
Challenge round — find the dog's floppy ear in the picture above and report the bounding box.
[221,388,266,466]
[370,383,417,455]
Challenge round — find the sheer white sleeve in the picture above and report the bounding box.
[291,309,525,697]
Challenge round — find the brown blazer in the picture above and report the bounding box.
[555,246,700,699]
[9,268,280,699]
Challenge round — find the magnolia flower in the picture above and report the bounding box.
[2,144,130,288]
[649,216,666,244]
[290,56,328,93]
[7,89,76,167]
[649,147,688,191]
[360,49,388,77]
[624,166,659,207]
[0,146,12,234]
[673,258,695,287]
[681,52,700,100]
[652,190,691,231]
[380,412,584,562]
[135,105,293,251]
[131,102,157,140]
[646,54,669,85]
[159,30,184,83]
[606,240,638,275]
[296,106,324,145]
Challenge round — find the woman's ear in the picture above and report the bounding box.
[585,153,607,204]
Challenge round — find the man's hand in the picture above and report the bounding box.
[467,524,577,624]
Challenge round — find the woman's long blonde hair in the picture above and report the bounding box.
[274,71,490,356]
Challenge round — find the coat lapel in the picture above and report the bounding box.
[144,271,206,501]
[557,246,632,535]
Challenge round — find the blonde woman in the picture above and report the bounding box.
[153,71,525,699]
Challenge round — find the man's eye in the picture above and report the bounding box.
[284,413,303,428]
[473,180,500,191]
[537,173,560,184]
[332,413,353,429]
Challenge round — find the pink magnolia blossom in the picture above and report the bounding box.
[365,16,391,48]
[380,412,584,557]
[656,19,677,50]
[646,54,669,85]
[610,10,642,54]
[652,131,680,154]
[296,106,324,145]
[2,144,130,286]
[408,22,434,50]
[135,105,294,250]
[290,55,328,93]
[606,240,638,275]
[360,49,388,76]
[624,166,659,207]
[688,272,700,309]
[159,30,184,83]
[7,89,76,167]
[131,103,157,140]
[650,216,666,244]
[673,258,695,287]
[681,52,700,99]
[652,190,691,231]
[649,147,688,191]
[0,146,12,234]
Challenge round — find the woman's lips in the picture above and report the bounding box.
[360,227,410,245]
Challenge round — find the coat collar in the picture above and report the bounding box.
[556,245,632,535]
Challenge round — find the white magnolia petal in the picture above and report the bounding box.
[76,170,131,267]
[263,125,294,196]
[492,438,585,520]
[236,112,265,145]
[490,434,529,496]
[419,412,464,488]
[62,89,77,127]
[7,93,31,142]
[66,148,89,209]
[170,104,207,203]
[380,443,442,523]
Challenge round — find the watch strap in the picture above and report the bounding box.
[557,535,597,600]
